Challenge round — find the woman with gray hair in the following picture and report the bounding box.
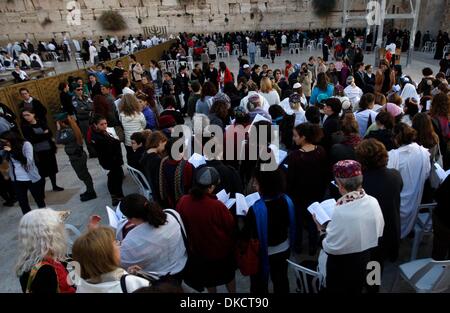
[16,209,75,293]
[314,160,384,293]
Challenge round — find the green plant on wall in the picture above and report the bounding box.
[312,0,337,17]
[98,10,127,31]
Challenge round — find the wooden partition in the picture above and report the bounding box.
[0,40,176,133]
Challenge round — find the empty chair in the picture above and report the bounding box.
[422,41,432,52]
[411,203,436,260]
[222,47,230,58]
[307,41,314,52]
[399,258,450,293]
[186,56,194,70]
[188,47,194,57]
[50,51,60,62]
[295,43,301,54]
[217,46,225,58]
[256,45,261,57]
[232,44,240,55]
[287,259,323,293]
[289,43,296,54]
[167,59,176,74]
[317,38,323,50]
[126,165,152,200]
[431,42,437,54]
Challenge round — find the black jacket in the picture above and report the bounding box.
[20,99,47,123]
[90,129,124,170]
[60,91,75,116]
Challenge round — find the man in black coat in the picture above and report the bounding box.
[18,88,47,123]
[175,66,191,115]
[205,62,219,89]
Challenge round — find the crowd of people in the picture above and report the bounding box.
[0,30,449,294]
[0,34,165,83]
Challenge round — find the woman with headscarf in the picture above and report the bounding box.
[400,83,420,105]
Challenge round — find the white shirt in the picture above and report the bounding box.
[387,143,431,238]
[344,84,363,108]
[75,269,149,293]
[47,43,56,51]
[119,112,146,146]
[120,212,187,277]
[354,109,378,137]
[260,90,280,106]
[280,93,308,114]
[281,35,287,44]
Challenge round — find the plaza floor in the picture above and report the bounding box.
[0,48,445,293]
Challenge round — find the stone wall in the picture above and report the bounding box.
[0,0,447,43]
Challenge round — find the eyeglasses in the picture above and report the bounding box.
[76,88,82,91]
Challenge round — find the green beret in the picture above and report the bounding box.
[54,112,68,121]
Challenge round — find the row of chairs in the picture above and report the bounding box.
[158,57,194,75]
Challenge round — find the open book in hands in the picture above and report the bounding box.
[215,190,261,216]
[216,189,237,209]
[187,153,206,168]
[434,163,450,183]
[106,204,126,229]
[307,198,337,225]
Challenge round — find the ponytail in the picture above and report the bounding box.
[120,194,167,228]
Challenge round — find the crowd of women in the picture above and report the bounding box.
[1,36,449,294]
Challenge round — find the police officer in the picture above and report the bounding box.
[55,113,97,202]
[72,85,97,158]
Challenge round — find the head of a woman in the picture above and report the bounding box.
[119,94,141,116]
[355,139,388,171]
[393,122,417,147]
[252,167,286,198]
[340,112,360,136]
[92,114,108,133]
[120,194,167,227]
[430,93,449,118]
[359,93,375,110]
[210,100,229,120]
[201,82,217,100]
[21,108,37,124]
[316,72,329,91]
[190,166,221,199]
[72,226,119,281]
[0,130,27,168]
[412,112,439,149]
[260,77,273,93]
[403,98,419,117]
[293,122,323,146]
[146,130,168,153]
[16,209,67,276]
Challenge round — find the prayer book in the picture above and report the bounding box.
[307,198,337,225]
[216,189,237,209]
[235,192,261,216]
[434,163,450,183]
[106,204,125,229]
[188,153,206,168]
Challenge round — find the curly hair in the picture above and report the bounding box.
[15,209,68,276]
[430,93,449,118]
[355,138,388,170]
[119,94,141,117]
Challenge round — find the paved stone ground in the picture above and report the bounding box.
[0,48,445,293]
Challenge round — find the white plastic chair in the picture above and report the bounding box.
[126,165,152,200]
[295,43,301,54]
[65,224,81,254]
[186,56,194,70]
[287,259,323,293]
[317,38,323,50]
[399,258,450,293]
[256,45,261,57]
[217,46,225,58]
[422,41,431,52]
[431,42,437,54]
[307,41,314,52]
[411,203,436,261]
[50,51,60,62]
[232,44,240,56]
[289,43,296,54]
[167,59,176,75]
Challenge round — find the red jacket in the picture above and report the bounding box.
[176,193,235,260]
[218,68,233,86]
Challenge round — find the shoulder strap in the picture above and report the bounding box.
[120,274,129,293]
[165,209,188,251]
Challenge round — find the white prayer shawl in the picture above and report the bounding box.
[355,109,378,137]
[318,194,384,285]
[29,53,44,68]
[280,94,307,114]
[120,213,187,277]
[240,91,270,112]
[322,194,385,255]
[400,83,420,104]
[387,143,431,238]
[89,45,97,64]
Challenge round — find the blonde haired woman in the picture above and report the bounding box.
[72,226,150,293]
[16,209,76,293]
[119,93,147,163]
[259,77,280,106]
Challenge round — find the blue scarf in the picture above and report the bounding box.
[253,194,296,281]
